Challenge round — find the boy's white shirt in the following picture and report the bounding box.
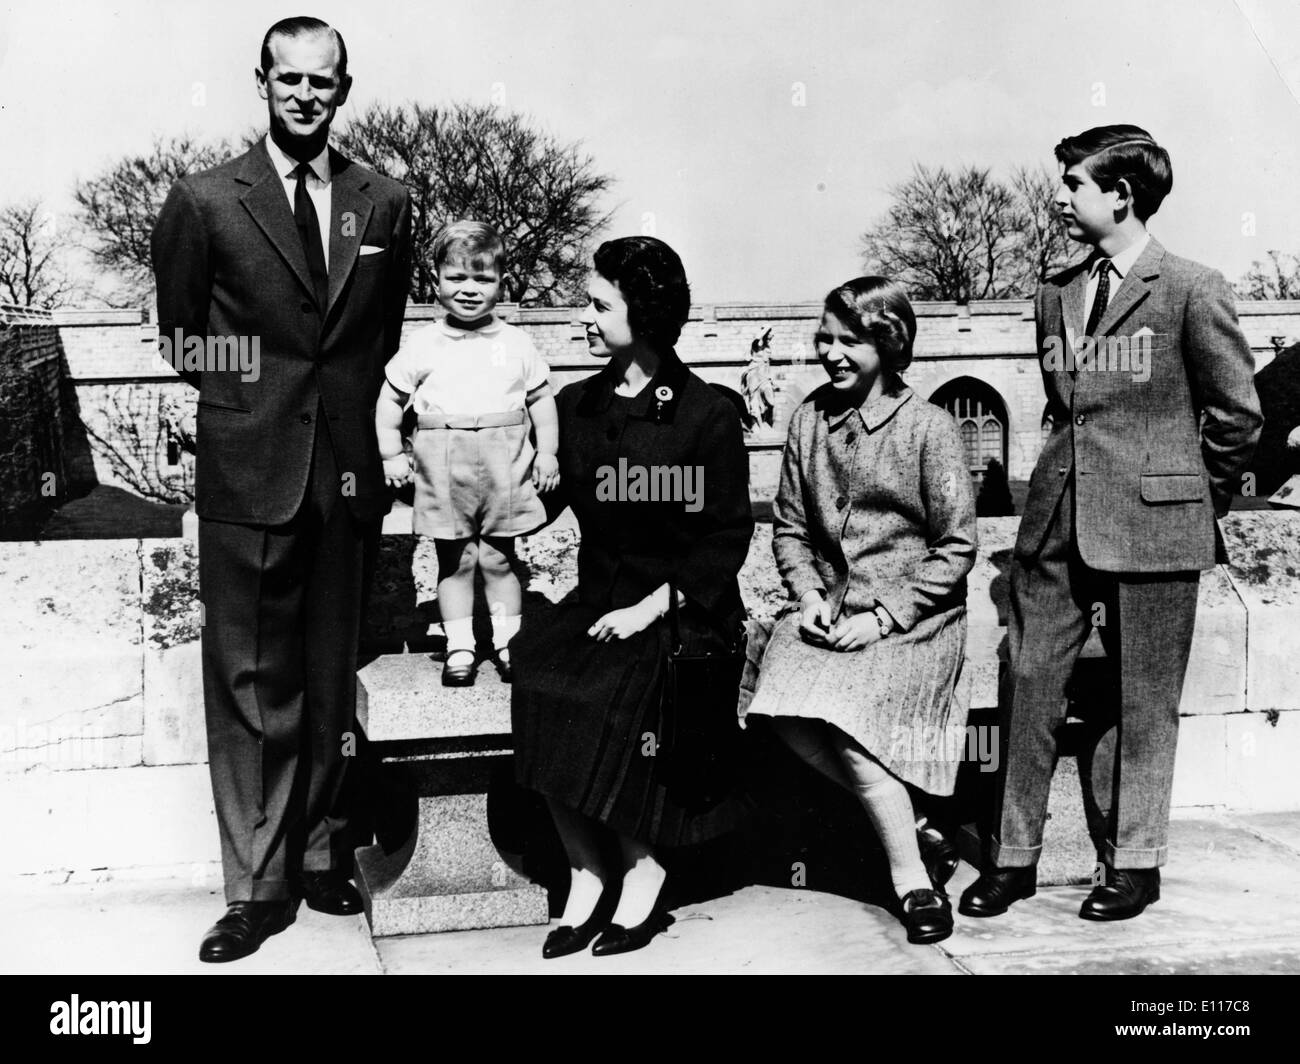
[384,316,550,416]
[1084,230,1150,325]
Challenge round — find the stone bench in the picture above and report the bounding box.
[349,509,1298,930]
[353,653,548,936]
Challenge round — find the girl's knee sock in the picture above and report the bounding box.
[848,764,932,901]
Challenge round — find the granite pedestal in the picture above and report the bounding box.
[354,654,549,936]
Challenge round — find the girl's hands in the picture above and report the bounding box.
[826,612,884,652]
[382,455,412,489]
[533,453,560,493]
[796,591,885,651]
[797,592,834,647]
[588,601,660,642]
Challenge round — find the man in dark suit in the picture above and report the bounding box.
[151,16,411,961]
[959,126,1261,921]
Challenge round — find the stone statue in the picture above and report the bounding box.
[742,326,777,431]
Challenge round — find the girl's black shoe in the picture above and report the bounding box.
[899,888,953,945]
[916,818,960,889]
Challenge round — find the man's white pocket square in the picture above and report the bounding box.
[359,245,386,256]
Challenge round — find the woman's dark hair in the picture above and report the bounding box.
[822,276,916,375]
[1054,124,1172,222]
[592,237,691,351]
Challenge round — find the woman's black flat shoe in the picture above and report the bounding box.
[542,912,607,959]
[899,888,954,945]
[590,910,672,957]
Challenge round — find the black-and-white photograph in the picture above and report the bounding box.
[2,0,1298,1026]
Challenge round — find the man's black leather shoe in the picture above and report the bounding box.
[958,865,1037,917]
[916,818,960,889]
[198,900,295,963]
[1079,866,1160,921]
[298,870,365,916]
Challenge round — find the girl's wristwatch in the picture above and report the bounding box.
[873,608,894,638]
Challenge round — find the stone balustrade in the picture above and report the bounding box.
[3,510,1299,882]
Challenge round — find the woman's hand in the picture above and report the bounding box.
[533,453,560,493]
[797,592,834,647]
[588,601,660,642]
[382,455,412,488]
[827,612,884,652]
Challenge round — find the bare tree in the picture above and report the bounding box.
[1006,165,1079,292]
[74,135,236,306]
[862,163,1083,302]
[861,164,1019,303]
[0,199,78,308]
[1236,250,1300,300]
[335,102,615,305]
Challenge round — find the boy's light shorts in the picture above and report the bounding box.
[411,409,547,540]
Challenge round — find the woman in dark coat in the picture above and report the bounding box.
[511,237,754,958]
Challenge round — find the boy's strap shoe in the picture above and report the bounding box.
[1079,866,1159,921]
[957,865,1037,918]
[198,900,296,963]
[442,649,477,686]
[297,870,365,916]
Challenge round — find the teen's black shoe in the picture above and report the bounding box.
[297,870,364,916]
[1079,866,1159,921]
[957,866,1037,917]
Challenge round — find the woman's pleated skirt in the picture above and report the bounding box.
[511,602,742,847]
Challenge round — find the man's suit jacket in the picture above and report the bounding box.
[151,139,412,525]
[1017,236,1262,571]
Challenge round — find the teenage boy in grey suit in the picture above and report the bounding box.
[151,16,412,961]
[960,125,1261,921]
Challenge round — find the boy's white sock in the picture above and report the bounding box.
[491,613,521,651]
[443,617,475,654]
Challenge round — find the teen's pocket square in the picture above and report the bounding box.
[359,245,386,255]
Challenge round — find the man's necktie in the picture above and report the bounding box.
[294,162,329,310]
[1084,257,1113,337]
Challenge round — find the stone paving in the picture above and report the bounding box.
[3,811,1297,975]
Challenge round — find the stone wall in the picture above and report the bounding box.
[48,300,1300,500]
[3,511,1300,878]
[0,306,97,532]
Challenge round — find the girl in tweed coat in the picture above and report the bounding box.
[745,277,977,944]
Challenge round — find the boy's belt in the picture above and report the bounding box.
[416,410,526,430]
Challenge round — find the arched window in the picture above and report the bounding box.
[929,377,1009,486]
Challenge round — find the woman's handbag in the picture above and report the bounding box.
[657,584,747,811]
